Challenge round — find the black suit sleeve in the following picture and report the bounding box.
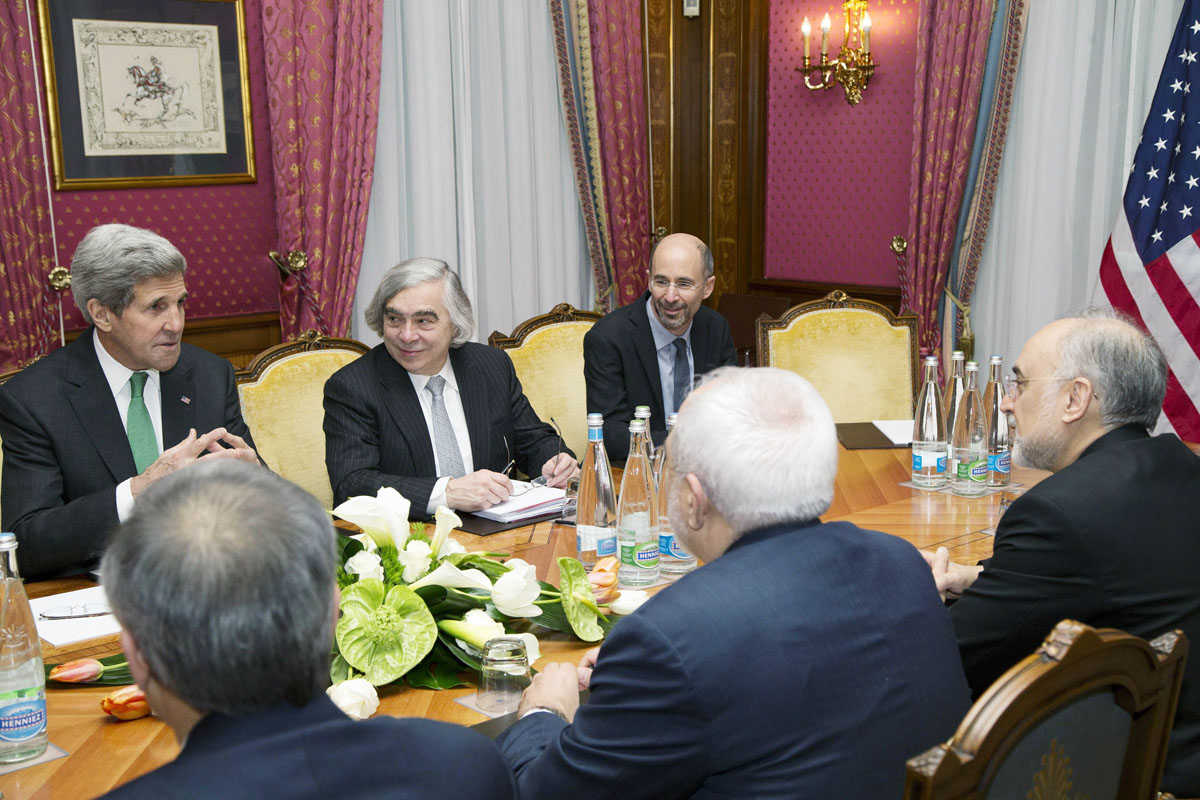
[0,384,117,579]
[498,612,708,799]
[583,326,634,462]
[217,358,261,461]
[323,369,438,512]
[949,491,1105,697]
[714,318,737,369]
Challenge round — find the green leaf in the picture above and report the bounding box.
[557,557,606,642]
[336,533,365,564]
[330,652,353,684]
[405,643,473,689]
[336,579,438,686]
[437,631,484,674]
[442,553,512,582]
[532,596,614,636]
[414,584,488,618]
[44,653,134,687]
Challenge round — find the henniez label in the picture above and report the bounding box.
[0,691,46,742]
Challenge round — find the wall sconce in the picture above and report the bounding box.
[796,0,876,106]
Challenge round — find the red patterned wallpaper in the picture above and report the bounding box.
[765,0,919,287]
[46,0,279,328]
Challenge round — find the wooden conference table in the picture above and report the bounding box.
[0,448,1046,799]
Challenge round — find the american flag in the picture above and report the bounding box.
[1099,0,1200,441]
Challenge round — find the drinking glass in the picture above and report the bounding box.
[477,637,531,713]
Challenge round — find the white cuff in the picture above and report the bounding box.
[115,479,135,523]
[426,477,451,516]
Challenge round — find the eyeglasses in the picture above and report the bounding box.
[505,417,568,497]
[39,603,111,621]
[650,276,703,295]
[1002,374,1065,399]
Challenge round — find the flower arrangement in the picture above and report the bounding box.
[329,488,621,707]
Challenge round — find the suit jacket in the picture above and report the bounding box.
[324,342,568,512]
[950,425,1200,795]
[583,293,735,460]
[499,520,971,799]
[101,694,516,799]
[0,332,256,580]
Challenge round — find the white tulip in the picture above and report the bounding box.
[344,551,384,583]
[327,678,379,720]
[609,590,650,616]
[397,540,433,583]
[409,562,493,592]
[490,558,542,618]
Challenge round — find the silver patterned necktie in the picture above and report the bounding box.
[425,375,466,477]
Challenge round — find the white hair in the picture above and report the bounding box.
[669,366,839,534]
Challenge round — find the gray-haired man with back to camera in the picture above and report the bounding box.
[498,366,969,798]
[323,257,576,516]
[0,223,260,581]
[99,461,514,799]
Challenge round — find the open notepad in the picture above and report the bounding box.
[473,483,566,523]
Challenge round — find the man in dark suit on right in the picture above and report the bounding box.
[499,366,970,798]
[583,233,735,460]
[929,310,1200,796]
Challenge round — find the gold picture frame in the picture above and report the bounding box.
[36,0,256,190]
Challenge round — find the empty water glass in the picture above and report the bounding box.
[477,637,531,714]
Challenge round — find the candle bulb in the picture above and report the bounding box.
[820,13,831,59]
[801,16,811,61]
[862,11,872,55]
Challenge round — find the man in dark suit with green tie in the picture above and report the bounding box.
[0,223,259,580]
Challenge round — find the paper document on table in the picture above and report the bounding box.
[872,419,914,445]
[30,586,122,647]
[474,483,565,523]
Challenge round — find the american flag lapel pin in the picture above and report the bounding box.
[180,396,191,405]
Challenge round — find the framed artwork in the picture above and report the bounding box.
[36,0,256,190]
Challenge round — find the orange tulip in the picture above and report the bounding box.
[589,556,620,605]
[49,658,105,683]
[101,685,150,721]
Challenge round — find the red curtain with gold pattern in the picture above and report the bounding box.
[588,0,652,307]
[902,0,996,352]
[0,6,58,371]
[261,0,383,338]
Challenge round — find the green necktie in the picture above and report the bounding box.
[127,372,158,474]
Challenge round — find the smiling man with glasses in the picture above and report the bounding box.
[583,233,736,461]
[926,309,1200,796]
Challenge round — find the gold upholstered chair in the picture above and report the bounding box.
[903,620,1188,800]
[235,331,370,508]
[489,303,603,461]
[756,290,919,423]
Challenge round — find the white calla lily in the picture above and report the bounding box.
[344,551,384,582]
[348,532,377,553]
[327,678,379,720]
[430,505,462,557]
[490,558,542,618]
[409,562,493,592]
[442,609,541,665]
[376,487,412,549]
[609,589,650,615]
[333,488,411,549]
[396,540,433,583]
[440,537,467,556]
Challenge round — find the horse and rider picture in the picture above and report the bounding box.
[115,55,196,126]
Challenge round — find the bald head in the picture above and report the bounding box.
[648,233,715,336]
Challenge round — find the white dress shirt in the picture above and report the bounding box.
[408,359,475,514]
[93,329,164,521]
[645,298,694,418]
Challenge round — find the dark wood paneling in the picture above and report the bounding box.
[746,278,902,314]
[65,312,282,368]
[644,0,768,308]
